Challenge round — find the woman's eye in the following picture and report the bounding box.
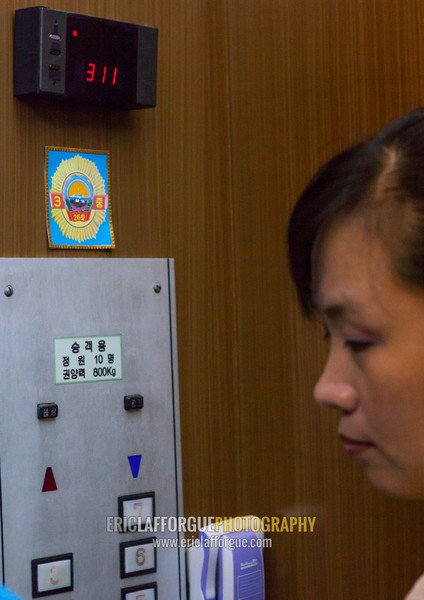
[344,339,372,353]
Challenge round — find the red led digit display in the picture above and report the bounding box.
[84,62,119,86]
[85,62,95,83]
[64,13,136,105]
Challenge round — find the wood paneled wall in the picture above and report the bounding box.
[4,0,424,598]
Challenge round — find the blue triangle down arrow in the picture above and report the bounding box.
[128,454,142,478]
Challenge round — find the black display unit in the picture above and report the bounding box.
[14,7,158,109]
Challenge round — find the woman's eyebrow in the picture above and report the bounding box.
[320,300,364,320]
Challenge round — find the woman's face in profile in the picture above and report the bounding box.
[313,211,424,499]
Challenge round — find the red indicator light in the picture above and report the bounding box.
[72,29,78,37]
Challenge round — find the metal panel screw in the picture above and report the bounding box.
[153,284,162,294]
[4,285,13,297]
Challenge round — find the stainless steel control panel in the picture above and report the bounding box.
[0,258,185,599]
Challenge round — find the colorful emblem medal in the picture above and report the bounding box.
[46,148,114,249]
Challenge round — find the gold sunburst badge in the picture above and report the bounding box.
[46,147,114,249]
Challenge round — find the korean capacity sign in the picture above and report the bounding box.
[54,335,122,384]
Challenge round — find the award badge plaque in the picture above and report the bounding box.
[45,146,114,249]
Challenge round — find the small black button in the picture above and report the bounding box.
[124,394,144,411]
[37,403,58,419]
[48,64,61,83]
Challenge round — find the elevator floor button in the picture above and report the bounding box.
[31,553,73,597]
[118,492,155,532]
[120,538,156,578]
[121,582,157,600]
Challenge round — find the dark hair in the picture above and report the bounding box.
[287,107,424,316]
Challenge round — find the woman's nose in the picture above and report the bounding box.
[313,353,358,413]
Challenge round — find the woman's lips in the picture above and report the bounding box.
[339,434,374,456]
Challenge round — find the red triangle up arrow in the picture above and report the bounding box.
[42,467,58,493]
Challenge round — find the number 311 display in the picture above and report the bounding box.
[85,62,119,86]
[14,7,158,109]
